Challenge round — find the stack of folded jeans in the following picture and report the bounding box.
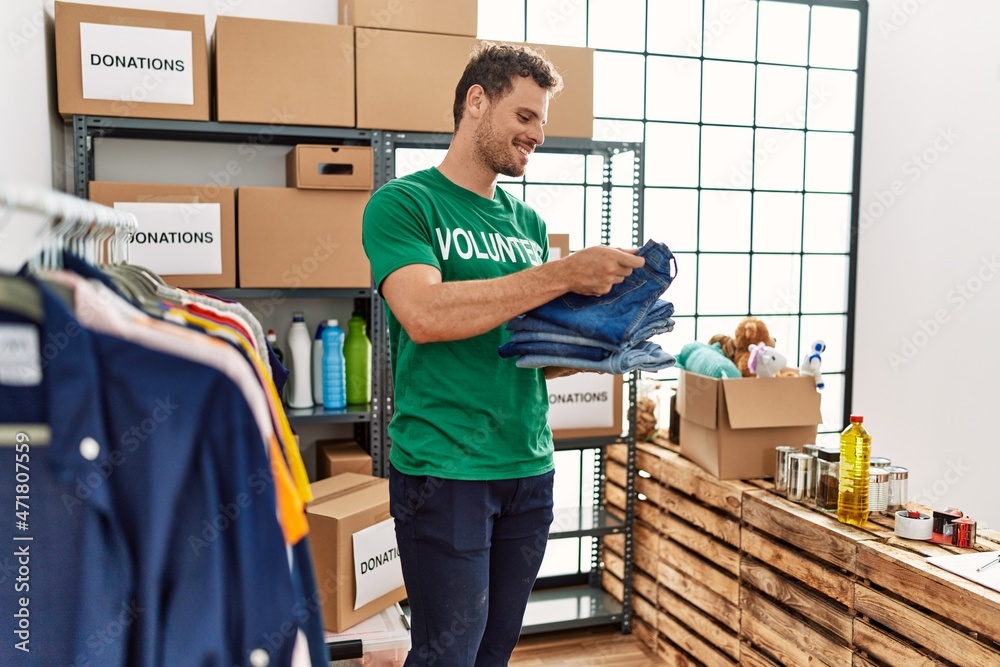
[498,240,678,374]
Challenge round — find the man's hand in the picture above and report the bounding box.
[543,366,581,380]
[557,246,645,296]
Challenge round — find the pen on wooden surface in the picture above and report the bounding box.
[976,554,1000,572]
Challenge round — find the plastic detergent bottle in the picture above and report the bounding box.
[837,415,872,526]
[312,320,330,405]
[286,313,313,408]
[344,313,372,405]
[321,320,346,410]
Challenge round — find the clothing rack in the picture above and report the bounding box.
[0,183,138,271]
[0,184,138,447]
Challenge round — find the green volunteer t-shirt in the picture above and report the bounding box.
[362,167,554,480]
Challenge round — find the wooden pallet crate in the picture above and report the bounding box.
[853,536,1000,666]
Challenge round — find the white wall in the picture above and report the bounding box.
[857,0,1000,528]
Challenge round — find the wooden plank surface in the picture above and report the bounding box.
[664,514,740,576]
[638,442,751,518]
[633,569,658,608]
[660,487,741,548]
[740,558,853,642]
[854,585,1000,667]
[510,625,663,667]
[632,615,659,654]
[607,458,628,489]
[658,562,740,632]
[657,610,737,667]
[742,490,877,573]
[852,619,940,667]
[741,528,855,608]
[633,588,658,628]
[741,588,853,667]
[659,538,739,605]
[658,586,740,661]
[739,644,783,667]
[857,540,1000,643]
[655,638,701,667]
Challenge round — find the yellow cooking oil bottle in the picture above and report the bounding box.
[837,415,872,526]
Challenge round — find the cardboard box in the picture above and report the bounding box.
[529,43,594,139]
[341,0,477,37]
[355,29,593,137]
[547,233,570,261]
[214,17,355,127]
[318,439,373,478]
[88,181,236,288]
[306,474,406,632]
[236,187,370,289]
[548,373,624,440]
[54,2,209,120]
[286,145,373,190]
[355,28,475,133]
[677,371,822,480]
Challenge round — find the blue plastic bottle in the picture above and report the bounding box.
[321,319,346,410]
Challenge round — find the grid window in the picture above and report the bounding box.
[474,0,862,444]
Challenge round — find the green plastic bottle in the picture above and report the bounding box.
[344,313,372,405]
[837,415,872,526]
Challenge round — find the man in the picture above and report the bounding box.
[362,42,644,667]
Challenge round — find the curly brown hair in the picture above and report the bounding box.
[452,41,564,131]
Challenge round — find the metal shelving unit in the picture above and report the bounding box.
[70,115,386,455]
[377,131,642,636]
[72,116,643,638]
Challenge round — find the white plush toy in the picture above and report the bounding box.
[800,339,826,390]
[747,343,786,378]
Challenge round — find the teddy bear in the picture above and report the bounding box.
[800,339,826,389]
[733,316,774,377]
[748,343,786,378]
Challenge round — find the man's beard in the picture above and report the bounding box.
[474,110,525,179]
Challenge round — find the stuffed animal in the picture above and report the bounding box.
[676,341,741,379]
[747,343,786,378]
[707,333,737,362]
[800,339,826,389]
[733,317,774,377]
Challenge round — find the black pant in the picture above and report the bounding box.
[389,465,555,667]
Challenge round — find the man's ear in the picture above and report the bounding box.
[466,84,488,120]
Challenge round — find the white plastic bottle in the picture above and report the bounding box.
[286,312,314,408]
[312,320,330,405]
[322,319,346,410]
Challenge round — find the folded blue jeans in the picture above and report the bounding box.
[498,339,610,361]
[514,240,677,346]
[507,298,675,355]
[515,340,676,374]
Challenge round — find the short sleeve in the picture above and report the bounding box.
[362,181,441,289]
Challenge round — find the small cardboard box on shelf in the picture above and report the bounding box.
[318,439,373,479]
[286,145,373,191]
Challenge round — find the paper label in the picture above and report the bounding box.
[115,202,221,276]
[547,373,616,430]
[79,22,194,105]
[0,324,42,386]
[352,518,403,610]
